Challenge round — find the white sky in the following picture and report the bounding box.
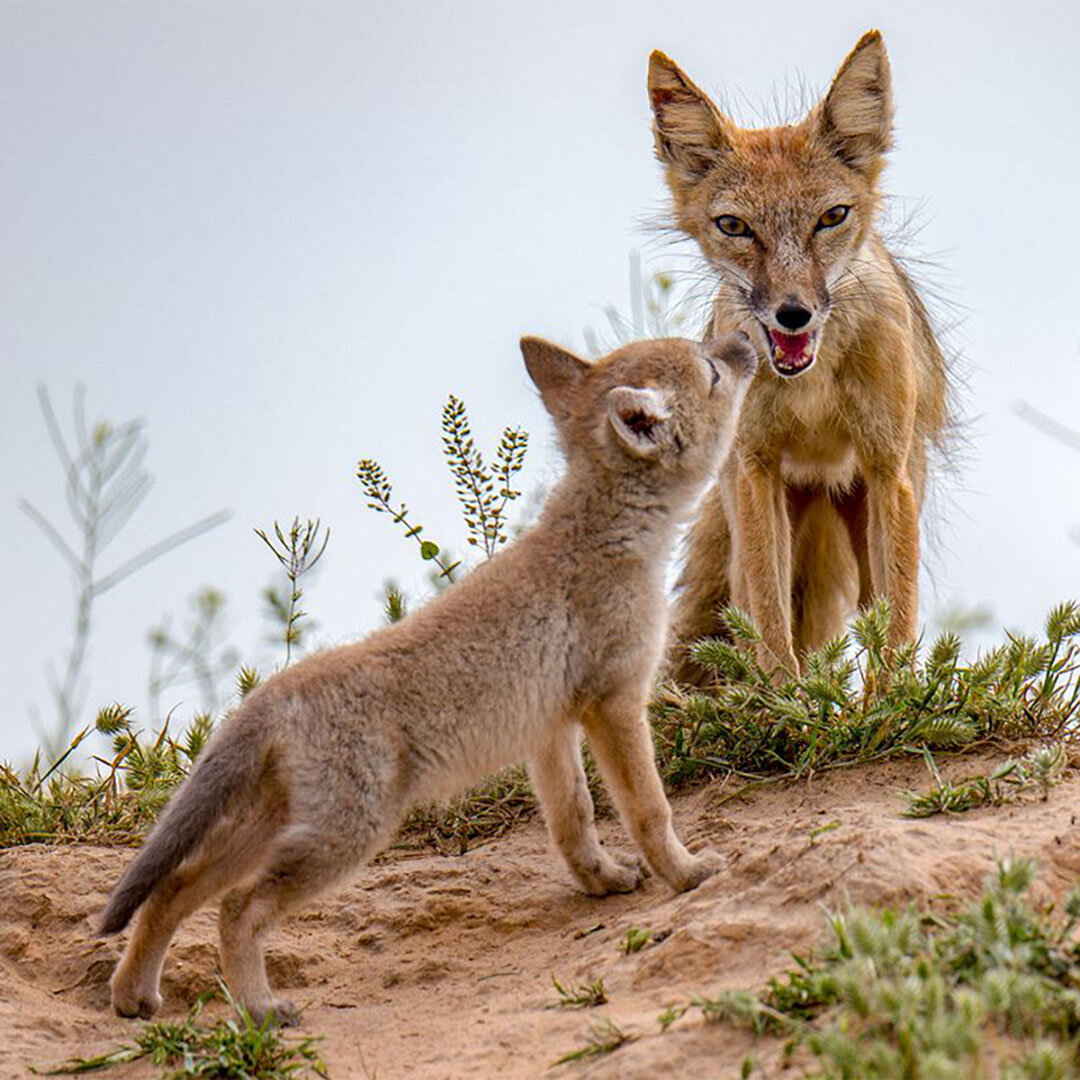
[2,0,1078,764]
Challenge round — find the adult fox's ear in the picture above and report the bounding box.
[816,30,893,178]
[520,337,590,420]
[648,51,732,183]
[607,386,671,459]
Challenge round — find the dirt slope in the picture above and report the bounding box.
[2,755,1078,1079]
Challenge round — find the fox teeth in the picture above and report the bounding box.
[773,344,787,364]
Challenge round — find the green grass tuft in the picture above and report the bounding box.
[666,858,1080,1078]
[652,599,1080,790]
[553,1017,635,1066]
[36,983,326,1078]
[548,974,608,1009]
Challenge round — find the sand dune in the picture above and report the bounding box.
[1,753,1077,1079]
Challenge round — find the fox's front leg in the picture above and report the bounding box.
[583,692,721,893]
[864,466,920,645]
[529,721,644,896]
[734,458,798,676]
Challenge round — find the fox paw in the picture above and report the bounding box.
[111,980,162,1020]
[575,852,646,897]
[247,997,300,1028]
[673,848,724,892]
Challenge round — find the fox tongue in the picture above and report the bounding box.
[770,330,810,359]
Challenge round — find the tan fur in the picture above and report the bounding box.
[649,31,949,679]
[102,332,757,1024]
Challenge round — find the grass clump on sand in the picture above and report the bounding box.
[903,743,1067,819]
[664,858,1080,1079]
[37,984,326,1078]
[0,703,215,848]
[553,1017,635,1067]
[650,599,1080,791]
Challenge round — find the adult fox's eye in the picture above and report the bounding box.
[815,205,850,231]
[715,215,753,239]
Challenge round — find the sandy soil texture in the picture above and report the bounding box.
[2,754,1078,1079]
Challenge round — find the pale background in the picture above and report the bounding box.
[2,0,1078,764]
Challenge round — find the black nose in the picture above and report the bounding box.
[775,303,812,331]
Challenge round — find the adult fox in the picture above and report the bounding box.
[648,30,950,679]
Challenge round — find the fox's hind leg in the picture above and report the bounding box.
[110,809,281,1019]
[530,721,644,897]
[218,806,398,1024]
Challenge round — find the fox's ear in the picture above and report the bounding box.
[607,386,671,459]
[816,30,893,177]
[648,50,732,183]
[521,337,590,420]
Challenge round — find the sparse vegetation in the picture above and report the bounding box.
[553,1017,635,1066]
[620,927,654,955]
[19,385,229,758]
[37,983,326,1078]
[650,600,1080,791]
[549,975,608,1009]
[356,392,529,600]
[663,858,1080,1079]
[903,743,1067,818]
[256,517,330,667]
[3,600,1078,853]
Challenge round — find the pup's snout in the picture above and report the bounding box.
[705,332,759,378]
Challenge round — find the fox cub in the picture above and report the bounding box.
[649,31,950,680]
[101,332,757,1024]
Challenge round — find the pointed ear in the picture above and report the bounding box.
[816,30,893,177]
[607,386,671,458]
[520,336,590,420]
[648,50,732,183]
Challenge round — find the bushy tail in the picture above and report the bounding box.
[99,717,267,935]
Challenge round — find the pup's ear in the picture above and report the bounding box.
[607,386,671,459]
[648,50,732,183]
[816,30,893,177]
[521,337,590,420]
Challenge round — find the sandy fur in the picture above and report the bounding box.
[649,31,950,679]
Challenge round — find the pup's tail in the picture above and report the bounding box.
[99,713,268,935]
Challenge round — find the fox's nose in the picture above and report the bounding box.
[775,303,812,331]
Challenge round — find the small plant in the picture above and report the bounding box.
[380,580,408,624]
[671,858,1080,1079]
[146,586,239,724]
[441,395,528,557]
[620,927,653,955]
[356,459,461,584]
[256,517,330,666]
[553,1017,635,1066]
[356,395,529,603]
[20,385,228,758]
[904,743,1067,818]
[549,975,608,1009]
[37,982,326,1077]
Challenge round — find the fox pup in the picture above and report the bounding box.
[101,332,757,1024]
[648,31,950,679]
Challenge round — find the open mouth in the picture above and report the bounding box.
[761,324,819,378]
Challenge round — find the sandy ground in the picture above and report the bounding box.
[2,753,1078,1080]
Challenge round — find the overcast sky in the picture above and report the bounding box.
[2,0,1078,764]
